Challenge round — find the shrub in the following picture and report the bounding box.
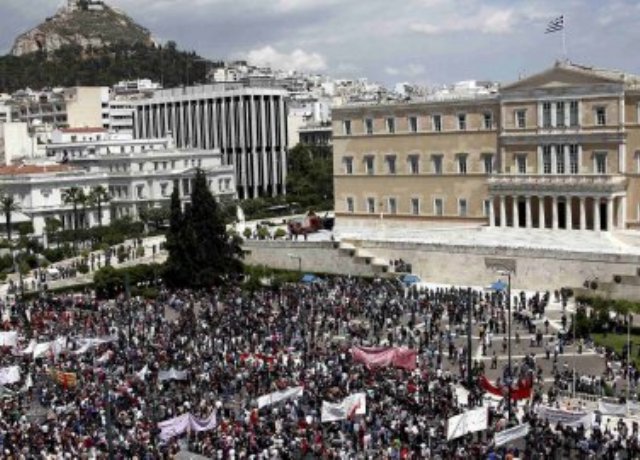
[243,228,252,239]
[274,228,286,239]
[77,264,90,274]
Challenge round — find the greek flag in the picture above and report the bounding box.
[546,15,564,34]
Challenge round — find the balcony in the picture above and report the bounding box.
[488,174,628,194]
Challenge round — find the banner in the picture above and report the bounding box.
[50,370,77,389]
[158,368,188,381]
[447,406,488,441]
[495,423,530,447]
[536,405,590,425]
[0,366,20,385]
[479,375,532,400]
[598,401,627,416]
[0,331,18,348]
[321,393,367,422]
[351,346,417,370]
[256,386,304,409]
[159,412,217,441]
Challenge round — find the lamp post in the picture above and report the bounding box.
[497,269,513,424]
[288,253,302,274]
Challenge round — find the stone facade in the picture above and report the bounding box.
[332,61,640,233]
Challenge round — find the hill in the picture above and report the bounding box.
[11,0,153,57]
[0,42,211,92]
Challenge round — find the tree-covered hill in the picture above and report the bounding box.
[0,42,216,92]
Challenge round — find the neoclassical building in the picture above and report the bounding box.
[333,61,640,232]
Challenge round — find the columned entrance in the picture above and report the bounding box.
[488,193,626,232]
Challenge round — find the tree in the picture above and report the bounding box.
[89,186,110,227]
[0,194,19,244]
[165,170,243,288]
[62,187,83,251]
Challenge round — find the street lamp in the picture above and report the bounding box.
[496,269,513,424]
[287,253,302,274]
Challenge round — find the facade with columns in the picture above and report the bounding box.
[132,84,289,199]
[333,62,640,232]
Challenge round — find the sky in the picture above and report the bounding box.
[1,0,640,87]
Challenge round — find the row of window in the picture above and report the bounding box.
[343,153,493,175]
[342,101,612,135]
[342,112,493,135]
[345,196,482,217]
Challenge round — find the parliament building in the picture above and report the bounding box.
[333,61,640,233]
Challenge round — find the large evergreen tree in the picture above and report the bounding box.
[165,171,242,288]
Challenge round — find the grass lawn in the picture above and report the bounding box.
[592,332,640,367]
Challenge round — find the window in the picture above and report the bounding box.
[364,118,373,135]
[569,145,579,174]
[344,157,354,174]
[483,154,494,175]
[160,183,168,196]
[411,198,420,216]
[556,146,565,174]
[386,155,397,174]
[343,120,352,135]
[432,155,443,175]
[136,185,145,199]
[483,199,492,217]
[408,116,418,133]
[432,114,442,132]
[434,198,444,216]
[457,154,468,174]
[483,113,493,130]
[542,102,552,128]
[516,110,526,129]
[569,101,579,127]
[408,155,420,174]
[595,107,606,126]
[542,146,552,174]
[367,197,376,214]
[346,197,355,213]
[556,101,565,127]
[595,152,607,174]
[388,197,397,215]
[458,198,468,217]
[364,156,375,175]
[516,155,527,174]
[458,114,467,131]
[386,117,396,133]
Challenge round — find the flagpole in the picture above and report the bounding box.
[562,15,567,61]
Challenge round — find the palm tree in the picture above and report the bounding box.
[88,186,110,227]
[0,194,19,244]
[62,187,83,252]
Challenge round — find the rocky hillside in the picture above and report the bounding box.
[11,1,154,56]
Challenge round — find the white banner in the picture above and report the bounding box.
[257,386,304,409]
[447,406,488,441]
[0,331,18,348]
[598,401,627,416]
[321,393,366,422]
[158,368,188,381]
[495,423,530,447]
[455,386,469,406]
[0,366,20,385]
[536,405,590,425]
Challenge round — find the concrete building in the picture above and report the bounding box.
[333,61,640,233]
[132,84,288,199]
[0,135,235,239]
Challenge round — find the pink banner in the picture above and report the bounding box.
[351,346,417,370]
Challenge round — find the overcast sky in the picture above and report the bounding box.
[1,0,640,87]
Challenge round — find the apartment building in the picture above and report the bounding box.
[333,61,640,232]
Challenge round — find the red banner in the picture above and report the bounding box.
[479,375,532,400]
[351,346,417,370]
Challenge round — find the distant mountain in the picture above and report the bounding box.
[11,0,154,57]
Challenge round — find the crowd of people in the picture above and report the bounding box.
[0,276,637,458]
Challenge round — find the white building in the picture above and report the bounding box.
[132,84,289,199]
[0,136,235,240]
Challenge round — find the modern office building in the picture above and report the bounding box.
[132,84,289,199]
[333,61,640,232]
